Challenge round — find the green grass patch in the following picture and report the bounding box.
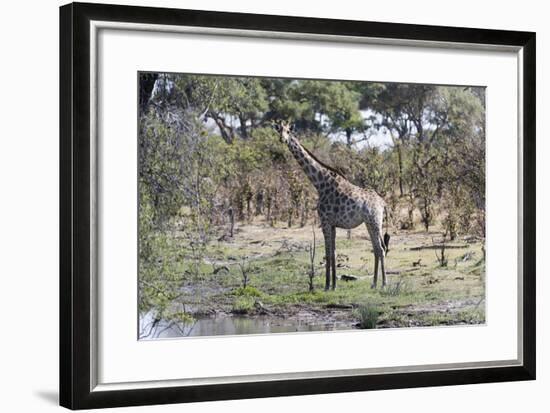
[232,296,256,314]
[354,304,380,329]
[231,286,263,297]
[379,279,411,297]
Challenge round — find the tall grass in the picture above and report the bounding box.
[356,304,379,329]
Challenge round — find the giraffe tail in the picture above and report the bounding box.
[383,233,390,256]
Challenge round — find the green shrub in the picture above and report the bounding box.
[232,296,255,314]
[168,311,195,325]
[355,304,380,329]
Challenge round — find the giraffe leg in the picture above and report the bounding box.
[331,226,336,290]
[371,231,386,288]
[380,253,387,287]
[365,210,387,289]
[375,209,387,287]
[365,222,380,289]
[322,224,332,291]
[372,255,379,289]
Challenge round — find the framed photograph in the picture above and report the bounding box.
[60,2,536,409]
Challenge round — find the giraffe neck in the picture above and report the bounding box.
[286,135,333,192]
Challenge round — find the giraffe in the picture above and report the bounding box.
[275,122,390,290]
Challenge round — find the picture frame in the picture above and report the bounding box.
[59,2,536,409]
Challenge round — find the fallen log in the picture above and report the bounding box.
[408,244,469,251]
[325,303,354,309]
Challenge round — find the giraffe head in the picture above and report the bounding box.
[273,121,292,144]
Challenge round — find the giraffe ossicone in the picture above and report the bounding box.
[276,121,390,289]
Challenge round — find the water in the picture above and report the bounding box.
[139,311,353,339]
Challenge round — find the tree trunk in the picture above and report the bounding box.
[255,190,264,215]
[228,207,234,238]
[239,114,249,139]
[422,197,430,232]
[397,142,404,197]
[300,197,309,227]
[246,194,252,222]
[287,208,293,228]
[211,114,235,144]
[345,128,353,147]
[235,194,245,220]
[266,194,272,224]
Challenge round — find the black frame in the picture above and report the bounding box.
[60,2,536,409]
